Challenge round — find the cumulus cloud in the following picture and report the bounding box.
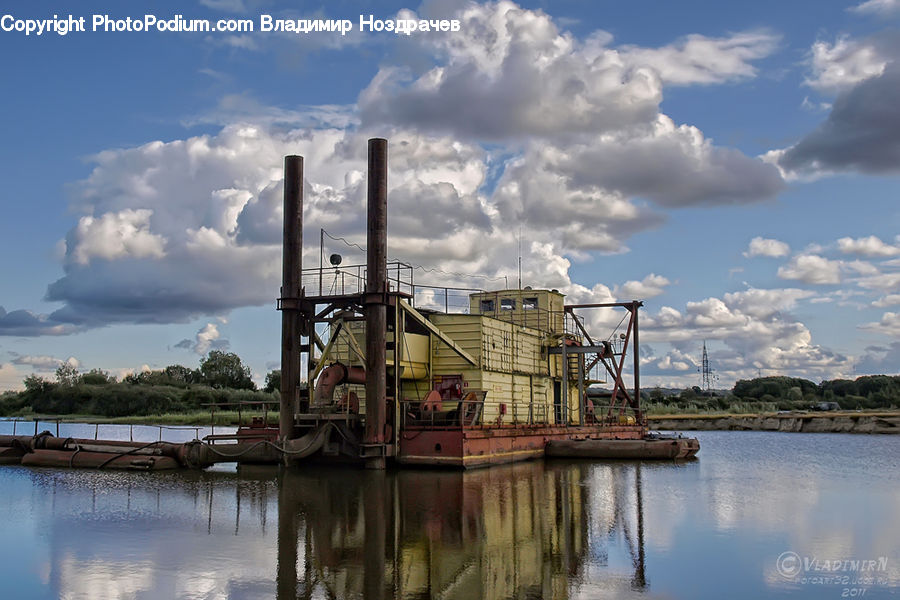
[744,237,790,258]
[645,347,698,373]
[850,0,900,16]
[359,2,776,142]
[873,294,900,307]
[860,311,900,337]
[856,342,900,373]
[0,306,80,337]
[777,254,843,285]
[68,209,166,265]
[615,274,671,299]
[176,323,230,355]
[361,11,660,139]
[855,270,900,292]
[804,36,887,93]
[33,123,514,327]
[10,354,73,370]
[777,61,900,176]
[837,235,900,257]
[546,115,783,207]
[45,124,323,326]
[641,288,853,381]
[618,30,780,86]
[491,147,662,253]
[722,288,816,319]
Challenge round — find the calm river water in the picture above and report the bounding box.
[1,424,898,599]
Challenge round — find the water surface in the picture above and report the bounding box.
[1,427,897,599]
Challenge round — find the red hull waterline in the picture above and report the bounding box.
[399,424,646,468]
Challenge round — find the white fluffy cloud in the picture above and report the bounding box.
[837,235,900,257]
[850,0,900,15]
[46,125,323,326]
[10,354,78,371]
[722,288,816,319]
[615,274,671,300]
[543,115,783,208]
[619,30,780,86]
[873,294,900,307]
[804,36,887,93]
[175,322,230,355]
[641,288,852,381]
[69,209,166,265]
[777,254,843,285]
[861,312,900,337]
[360,2,660,140]
[360,1,778,146]
[651,348,697,372]
[744,237,790,258]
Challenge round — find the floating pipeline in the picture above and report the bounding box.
[21,449,180,470]
[0,424,339,470]
[1,433,184,470]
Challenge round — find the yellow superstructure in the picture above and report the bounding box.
[321,288,593,426]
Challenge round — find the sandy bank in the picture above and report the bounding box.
[647,412,900,434]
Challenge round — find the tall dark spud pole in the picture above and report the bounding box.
[364,138,388,469]
[280,155,303,440]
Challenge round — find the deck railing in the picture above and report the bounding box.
[302,261,414,298]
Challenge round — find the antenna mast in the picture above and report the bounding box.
[517,225,522,290]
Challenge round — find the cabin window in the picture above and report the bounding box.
[480,299,495,312]
[523,297,538,310]
[500,298,516,310]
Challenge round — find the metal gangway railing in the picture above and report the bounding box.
[301,261,414,298]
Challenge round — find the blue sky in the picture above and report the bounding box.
[1,0,899,390]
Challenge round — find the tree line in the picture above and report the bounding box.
[649,374,900,412]
[3,349,897,418]
[0,351,283,418]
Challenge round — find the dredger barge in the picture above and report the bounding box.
[1,138,697,470]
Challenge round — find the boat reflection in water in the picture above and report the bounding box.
[275,461,649,600]
[12,458,658,599]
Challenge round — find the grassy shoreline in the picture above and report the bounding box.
[1,411,275,427]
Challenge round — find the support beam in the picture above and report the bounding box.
[398,299,476,365]
[565,309,594,346]
[608,307,634,419]
[548,345,614,355]
[632,300,642,421]
[312,331,326,352]
[309,321,344,383]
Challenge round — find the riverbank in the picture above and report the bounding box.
[1,411,260,427]
[648,411,900,434]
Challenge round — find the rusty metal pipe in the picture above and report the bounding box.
[280,155,304,440]
[313,363,366,406]
[21,449,179,470]
[365,138,388,468]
